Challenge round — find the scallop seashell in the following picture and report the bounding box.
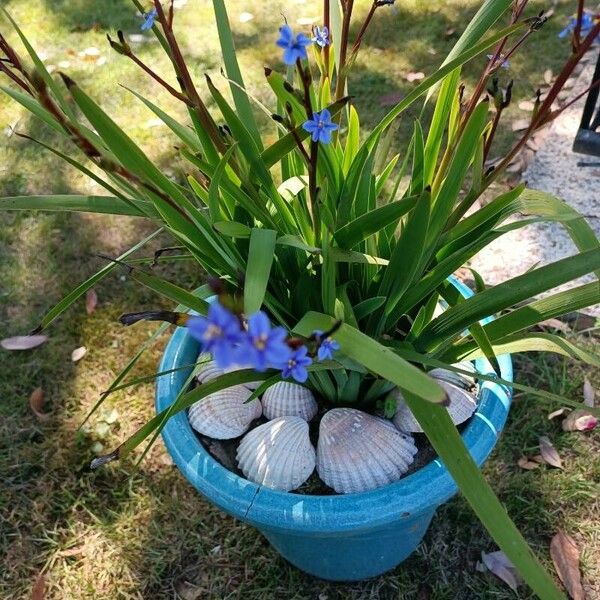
[188,387,262,439]
[224,362,262,390]
[195,356,225,384]
[317,408,417,494]
[391,380,478,433]
[237,416,316,491]
[262,382,318,421]
[428,361,477,390]
[195,356,261,390]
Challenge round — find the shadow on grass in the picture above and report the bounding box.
[39,0,138,32]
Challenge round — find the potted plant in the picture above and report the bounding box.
[1,0,599,595]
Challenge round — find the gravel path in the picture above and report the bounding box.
[470,49,600,316]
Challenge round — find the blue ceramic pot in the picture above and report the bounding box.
[155,279,513,581]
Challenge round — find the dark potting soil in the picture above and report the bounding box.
[192,400,447,497]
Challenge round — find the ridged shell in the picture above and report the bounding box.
[224,362,262,390]
[317,408,417,494]
[188,387,262,439]
[236,416,316,491]
[391,380,477,433]
[262,382,318,421]
[195,357,225,384]
[428,361,477,390]
[195,356,261,390]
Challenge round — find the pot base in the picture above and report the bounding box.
[261,510,436,581]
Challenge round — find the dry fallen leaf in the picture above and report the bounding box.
[29,387,49,421]
[71,346,87,362]
[550,531,585,600]
[481,551,521,592]
[539,435,563,468]
[31,573,46,600]
[517,456,540,470]
[562,409,598,432]
[548,408,567,420]
[85,289,98,315]
[1,335,48,350]
[583,378,595,408]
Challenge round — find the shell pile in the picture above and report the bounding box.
[316,408,418,494]
[189,358,479,494]
[391,364,478,433]
[237,417,316,491]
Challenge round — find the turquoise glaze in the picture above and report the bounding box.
[155,280,513,581]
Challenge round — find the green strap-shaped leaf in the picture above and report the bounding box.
[1,7,75,119]
[379,189,431,319]
[0,85,65,135]
[444,0,513,64]
[452,332,600,368]
[0,195,154,217]
[132,271,210,315]
[212,0,262,148]
[417,248,600,351]
[429,101,489,236]
[457,282,600,346]
[334,196,419,249]
[244,228,277,314]
[423,69,461,184]
[402,388,563,599]
[293,312,445,403]
[126,87,203,152]
[371,23,523,137]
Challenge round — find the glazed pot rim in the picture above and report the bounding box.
[156,278,513,534]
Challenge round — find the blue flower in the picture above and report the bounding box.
[187,303,243,369]
[487,53,510,69]
[141,7,158,31]
[312,25,330,48]
[302,109,339,144]
[276,24,311,65]
[314,330,340,361]
[244,311,292,371]
[282,346,312,383]
[558,12,597,39]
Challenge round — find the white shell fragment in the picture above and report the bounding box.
[237,416,316,491]
[391,379,478,433]
[317,408,417,494]
[262,382,318,422]
[188,387,262,439]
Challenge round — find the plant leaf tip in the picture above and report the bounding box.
[90,449,119,470]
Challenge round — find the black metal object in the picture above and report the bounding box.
[573,50,600,156]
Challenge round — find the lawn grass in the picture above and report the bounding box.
[1,0,599,598]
